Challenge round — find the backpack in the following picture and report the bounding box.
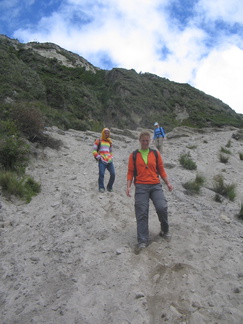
[132,149,159,180]
[160,127,165,136]
[156,127,165,138]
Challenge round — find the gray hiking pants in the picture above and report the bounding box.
[135,183,168,244]
[155,137,164,153]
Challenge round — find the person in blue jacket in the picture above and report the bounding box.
[153,122,166,153]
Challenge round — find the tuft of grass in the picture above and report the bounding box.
[182,174,205,195]
[214,193,223,203]
[237,203,243,220]
[220,146,231,154]
[225,140,232,148]
[187,145,197,149]
[219,153,229,164]
[0,171,41,203]
[24,177,41,202]
[212,175,236,202]
[179,152,197,170]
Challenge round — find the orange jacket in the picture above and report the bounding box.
[127,149,167,184]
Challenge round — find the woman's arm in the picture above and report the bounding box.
[126,179,133,197]
[161,175,173,191]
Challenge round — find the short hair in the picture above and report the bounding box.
[139,130,152,140]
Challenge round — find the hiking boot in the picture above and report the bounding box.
[160,231,171,240]
[107,188,113,192]
[99,188,105,193]
[138,242,147,250]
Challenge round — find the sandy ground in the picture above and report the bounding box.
[0,126,243,324]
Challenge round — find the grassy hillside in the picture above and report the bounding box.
[0,35,242,132]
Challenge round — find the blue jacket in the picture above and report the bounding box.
[153,127,166,139]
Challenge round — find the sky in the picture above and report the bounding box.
[1,0,243,115]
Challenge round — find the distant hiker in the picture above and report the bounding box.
[126,130,173,251]
[93,128,115,193]
[153,122,166,153]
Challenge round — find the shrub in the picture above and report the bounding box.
[0,136,29,172]
[182,174,205,195]
[9,103,44,141]
[219,153,229,164]
[179,152,197,170]
[212,175,236,202]
[0,171,41,203]
[0,120,19,136]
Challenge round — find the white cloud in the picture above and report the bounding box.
[198,0,243,23]
[194,46,243,113]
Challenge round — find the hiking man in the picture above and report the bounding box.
[153,122,166,153]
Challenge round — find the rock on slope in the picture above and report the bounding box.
[0,126,243,324]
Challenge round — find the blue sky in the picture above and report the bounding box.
[1,0,243,114]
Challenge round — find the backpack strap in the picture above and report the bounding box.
[97,139,101,152]
[159,127,165,137]
[151,149,159,174]
[133,149,139,179]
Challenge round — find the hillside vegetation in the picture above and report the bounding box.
[0,34,242,133]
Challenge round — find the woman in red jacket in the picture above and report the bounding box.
[126,130,173,251]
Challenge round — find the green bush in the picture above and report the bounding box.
[212,175,236,202]
[0,136,29,172]
[182,174,205,195]
[0,120,19,136]
[0,171,41,203]
[179,152,197,170]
